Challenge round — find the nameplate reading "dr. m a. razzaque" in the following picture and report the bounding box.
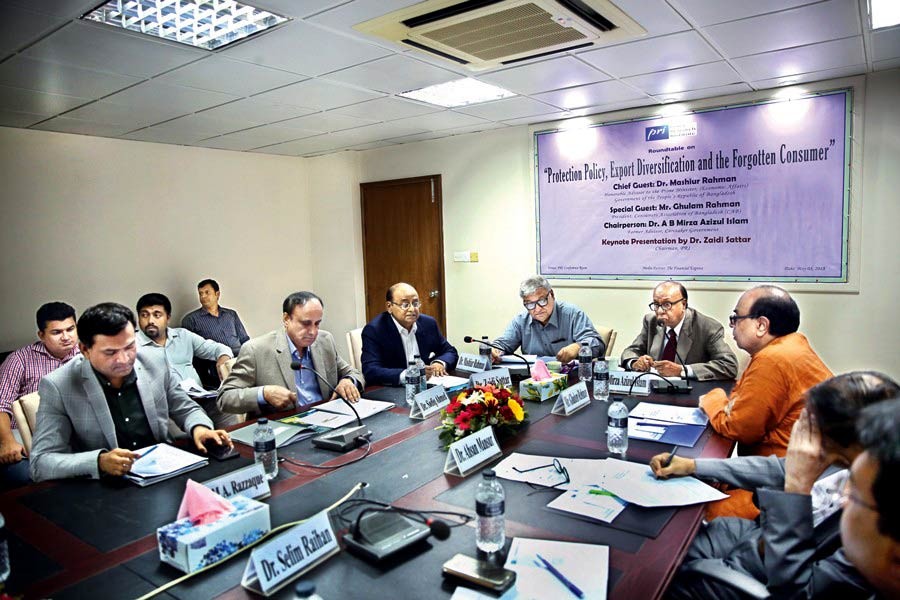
[203,463,271,500]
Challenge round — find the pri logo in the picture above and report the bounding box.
[645,125,669,141]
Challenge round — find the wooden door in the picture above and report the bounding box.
[361,175,446,332]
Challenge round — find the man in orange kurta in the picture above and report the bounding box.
[700,285,832,520]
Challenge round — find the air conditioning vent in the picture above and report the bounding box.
[355,0,645,71]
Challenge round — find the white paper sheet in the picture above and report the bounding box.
[428,374,471,389]
[629,402,709,425]
[494,453,606,490]
[505,538,608,600]
[314,397,394,420]
[546,485,627,523]
[599,458,727,507]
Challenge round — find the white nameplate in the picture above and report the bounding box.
[457,352,490,373]
[203,463,271,500]
[241,510,339,596]
[469,368,512,389]
[552,381,591,416]
[609,370,651,395]
[443,426,502,477]
[410,386,450,420]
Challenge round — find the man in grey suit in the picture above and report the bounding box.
[650,372,897,599]
[30,303,232,482]
[217,291,364,416]
[620,281,737,381]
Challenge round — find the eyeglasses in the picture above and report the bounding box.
[841,477,880,512]
[513,458,570,490]
[523,293,552,311]
[728,313,757,327]
[649,298,685,312]
[390,300,421,311]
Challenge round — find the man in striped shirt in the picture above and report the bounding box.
[181,279,250,356]
[1,302,80,487]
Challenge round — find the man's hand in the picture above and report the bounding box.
[491,348,502,364]
[649,453,695,479]
[632,355,654,371]
[215,354,232,381]
[98,448,140,476]
[784,408,829,494]
[652,360,683,377]
[263,385,297,410]
[425,362,447,378]
[192,426,233,453]
[556,342,581,363]
[0,439,26,464]
[332,379,360,403]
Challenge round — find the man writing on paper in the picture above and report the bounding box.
[135,292,237,428]
[217,291,364,416]
[652,372,897,599]
[491,275,603,364]
[30,303,231,482]
[621,281,737,381]
[361,282,458,386]
[0,302,80,487]
[700,284,832,519]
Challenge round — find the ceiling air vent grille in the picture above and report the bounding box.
[355,0,645,71]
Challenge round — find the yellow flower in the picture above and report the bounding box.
[456,392,467,403]
[483,392,496,406]
[508,398,524,422]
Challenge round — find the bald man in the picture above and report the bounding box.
[361,283,458,386]
[621,281,737,381]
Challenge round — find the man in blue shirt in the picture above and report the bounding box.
[492,275,603,363]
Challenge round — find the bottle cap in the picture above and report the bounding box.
[483,469,496,479]
[257,418,268,425]
[295,580,316,597]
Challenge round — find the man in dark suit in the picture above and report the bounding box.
[361,282,458,386]
[621,280,737,381]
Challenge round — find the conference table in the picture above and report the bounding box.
[0,374,734,599]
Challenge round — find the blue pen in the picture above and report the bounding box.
[136,445,158,460]
[536,554,584,599]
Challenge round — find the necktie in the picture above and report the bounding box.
[661,329,677,362]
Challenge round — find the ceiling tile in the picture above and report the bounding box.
[31,116,134,137]
[0,6,66,58]
[221,20,391,77]
[534,80,647,110]
[277,111,379,133]
[0,84,89,116]
[703,0,860,58]
[873,57,900,71]
[252,134,342,156]
[325,55,460,94]
[122,127,211,146]
[455,96,558,121]
[141,113,257,139]
[623,61,741,96]
[24,21,205,78]
[249,0,345,18]
[732,37,865,82]
[103,81,237,113]
[197,98,314,125]
[200,123,319,151]
[674,0,819,27]
[651,82,754,103]
[157,56,305,96]
[329,96,440,121]
[479,56,608,95]
[871,27,900,62]
[5,0,100,20]
[254,78,383,110]
[751,65,868,89]
[63,100,187,128]
[579,31,722,78]
[305,0,424,40]
[347,140,400,151]
[0,56,142,99]
[388,110,491,131]
[0,109,47,128]
[606,0,690,36]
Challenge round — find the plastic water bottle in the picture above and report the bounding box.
[577,341,592,382]
[479,336,492,369]
[253,418,278,480]
[607,399,629,455]
[0,512,9,584]
[475,469,505,553]
[405,360,420,406]
[593,359,610,402]
[414,354,428,393]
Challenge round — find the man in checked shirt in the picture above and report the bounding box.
[0,302,80,487]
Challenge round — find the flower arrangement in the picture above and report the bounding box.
[439,384,527,448]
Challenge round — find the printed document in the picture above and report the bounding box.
[599,458,727,507]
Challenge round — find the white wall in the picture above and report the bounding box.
[0,128,312,348]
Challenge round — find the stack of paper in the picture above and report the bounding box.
[547,486,628,524]
[599,458,727,507]
[230,412,331,448]
[427,374,470,390]
[124,444,208,487]
[315,397,394,419]
[178,379,218,399]
[627,402,708,447]
[505,538,609,599]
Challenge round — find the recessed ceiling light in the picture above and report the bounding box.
[398,78,516,108]
[82,0,289,51]
[870,0,900,29]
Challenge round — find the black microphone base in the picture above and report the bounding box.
[311,424,371,452]
[343,511,432,563]
[651,380,693,394]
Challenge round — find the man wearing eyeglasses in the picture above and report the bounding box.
[361,282,458,386]
[621,281,737,381]
[700,285,832,520]
[492,275,603,364]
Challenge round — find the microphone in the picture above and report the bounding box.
[648,346,693,395]
[344,508,435,563]
[427,518,451,540]
[290,360,370,451]
[463,336,531,370]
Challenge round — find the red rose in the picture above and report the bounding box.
[499,406,514,420]
[467,403,484,416]
[445,400,462,415]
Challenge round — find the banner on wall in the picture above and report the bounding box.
[535,90,850,281]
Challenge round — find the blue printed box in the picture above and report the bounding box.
[157,495,271,573]
[518,372,568,402]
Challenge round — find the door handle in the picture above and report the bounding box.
[429,290,440,298]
